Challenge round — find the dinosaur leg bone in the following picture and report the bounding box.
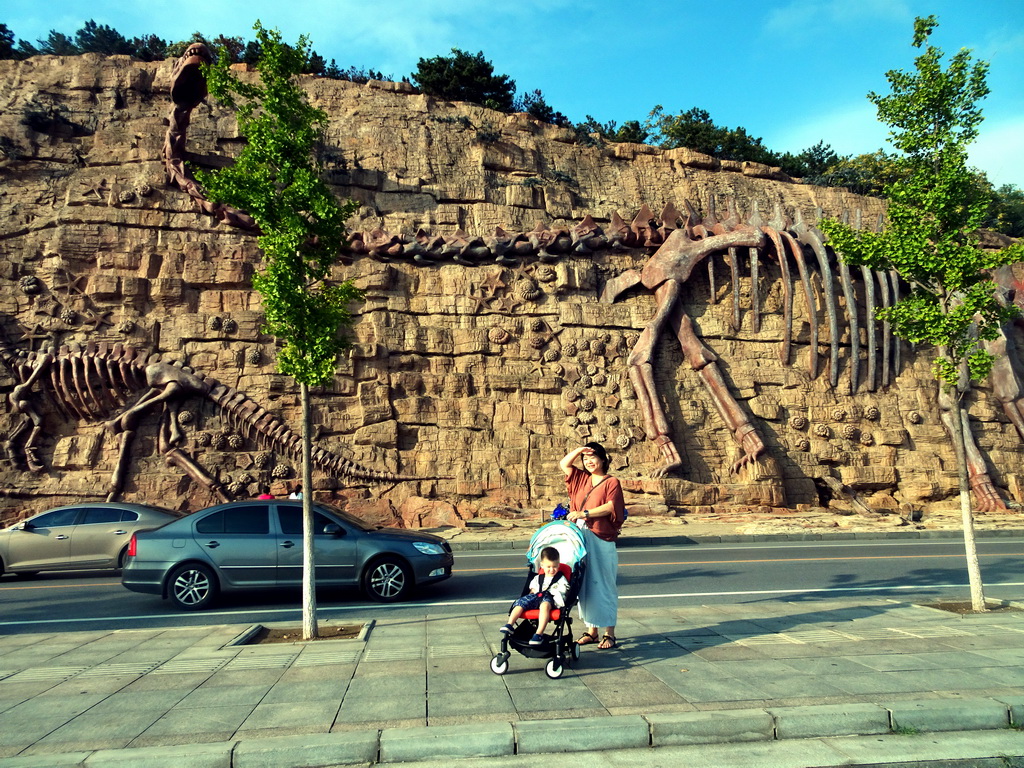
[107,429,136,501]
[164,447,231,502]
[107,381,184,435]
[938,385,1007,513]
[672,311,766,473]
[627,280,686,477]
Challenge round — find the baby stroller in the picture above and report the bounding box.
[489,520,587,679]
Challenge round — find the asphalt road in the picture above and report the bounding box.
[1,537,1022,634]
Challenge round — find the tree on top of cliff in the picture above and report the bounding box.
[413,48,516,112]
[820,15,1024,613]
[197,22,364,639]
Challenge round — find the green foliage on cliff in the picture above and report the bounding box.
[412,48,516,112]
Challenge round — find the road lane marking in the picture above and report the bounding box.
[2,581,1024,628]
[452,551,1024,573]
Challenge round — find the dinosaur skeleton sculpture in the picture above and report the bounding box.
[161,45,1024,513]
[599,201,1022,513]
[1,338,410,501]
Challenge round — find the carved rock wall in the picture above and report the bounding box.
[0,55,1019,525]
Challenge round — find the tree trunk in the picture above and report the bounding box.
[948,387,987,612]
[301,381,319,639]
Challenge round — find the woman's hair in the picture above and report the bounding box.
[584,441,610,472]
[539,546,560,563]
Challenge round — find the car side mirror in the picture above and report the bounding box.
[322,523,343,537]
[14,522,31,531]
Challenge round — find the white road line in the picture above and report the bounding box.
[455,539,1024,558]
[3,581,1024,627]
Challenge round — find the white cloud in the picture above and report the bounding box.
[762,0,909,43]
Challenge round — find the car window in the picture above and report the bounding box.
[277,508,338,536]
[30,508,80,528]
[120,511,140,523]
[196,506,269,535]
[81,508,124,525]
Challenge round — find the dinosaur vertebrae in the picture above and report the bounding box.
[2,341,401,483]
[344,204,683,264]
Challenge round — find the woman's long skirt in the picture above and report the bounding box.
[578,528,618,628]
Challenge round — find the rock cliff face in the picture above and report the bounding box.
[0,55,1019,526]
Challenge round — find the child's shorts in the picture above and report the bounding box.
[513,593,555,611]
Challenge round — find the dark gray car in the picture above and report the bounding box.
[0,503,181,577]
[121,500,453,609]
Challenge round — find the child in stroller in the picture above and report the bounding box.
[499,546,568,645]
[490,520,587,679]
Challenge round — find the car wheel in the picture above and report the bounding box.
[363,557,412,602]
[167,563,217,610]
[545,658,564,679]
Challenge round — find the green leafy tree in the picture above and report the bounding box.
[820,16,1024,612]
[0,24,15,58]
[37,30,78,56]
[131,34,169,61]
[198,22,364,639]
[74,20,133,55]
[647,105,778,165]
[574,115,649,145]
[412,48,515,111]
[820,149,908,196]
[514,89,570,126]
[984,183,1024,238]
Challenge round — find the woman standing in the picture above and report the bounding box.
[560,442,625,649]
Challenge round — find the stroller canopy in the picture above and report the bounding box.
[527,520,587,570]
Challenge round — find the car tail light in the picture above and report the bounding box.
[127,534,137,558]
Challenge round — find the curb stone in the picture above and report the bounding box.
[233,731,378,768]
[0,702,1022,767]
[768,703,891,739]
[514,715,649,754]
[380,723,513,763]
[887,698,1011,733]
[646,708,774,746]
[993,696,1024,727]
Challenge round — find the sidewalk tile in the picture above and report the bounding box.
[130,704,256,747]
[236,700,340,737]
[177,683,272,708]
[335,694,424,724]
[427,689,517,718]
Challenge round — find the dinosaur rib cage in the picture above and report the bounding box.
[13,343,150,422]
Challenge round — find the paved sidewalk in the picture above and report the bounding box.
[0,596,1022,766]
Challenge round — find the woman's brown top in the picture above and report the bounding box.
[565,467,625,543]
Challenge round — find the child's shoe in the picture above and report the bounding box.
[499,624,514,636]
[529,633,544,645]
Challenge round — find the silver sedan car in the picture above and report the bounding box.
[0,503,181,578]
[122,500,454,609]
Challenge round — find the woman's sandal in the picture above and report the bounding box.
[576,631,598,645]
[598,634,617,649]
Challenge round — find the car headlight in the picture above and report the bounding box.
[413,542,445,555]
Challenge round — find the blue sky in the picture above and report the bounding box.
[5,0,1023,186]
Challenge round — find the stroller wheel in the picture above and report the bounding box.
[570,640,581,661]
[490,654,509,675]
[544,658,564,679]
